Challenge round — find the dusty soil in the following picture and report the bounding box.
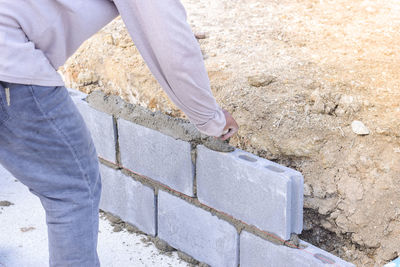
[60,0,400,266]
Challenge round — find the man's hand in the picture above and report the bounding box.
[218,109,239,141]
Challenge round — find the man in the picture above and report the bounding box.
[0,0,239,266]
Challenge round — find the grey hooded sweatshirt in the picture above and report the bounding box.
[0,0,226,137]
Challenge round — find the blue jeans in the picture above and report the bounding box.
[0,82,101,267]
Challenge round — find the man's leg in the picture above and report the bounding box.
[0,82,101,266]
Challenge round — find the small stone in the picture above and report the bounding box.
[140,236,152,244]
[153,237,176,252]
[194,32,207,39]
[104,34,114,45]
[284,234,300,248]
[77,71,97,86]
[247,74,277,87]
[104,213,122,224]
[303,183,312,197]
[351,120,370,135]
[0,201,13,207]
[20,227,35,232]
[125,223,140,234]
[113,225,123,232]
[177,251,199,264]
[321,219,333,230]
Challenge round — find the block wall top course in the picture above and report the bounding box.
[117,118,195,196]
[85,89,233,152]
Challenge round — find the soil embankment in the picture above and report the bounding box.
[60,1,400,265]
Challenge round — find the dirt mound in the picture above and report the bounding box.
[60,0,400,265]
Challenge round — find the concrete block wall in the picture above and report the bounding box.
[67,88,355,267]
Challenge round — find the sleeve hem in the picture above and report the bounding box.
[194,106,226,137]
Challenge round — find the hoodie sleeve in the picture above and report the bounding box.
[111,0,226,137]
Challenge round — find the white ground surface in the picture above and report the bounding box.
[0,166,189,267]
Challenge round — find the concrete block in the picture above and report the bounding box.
[99,164,156,236]
[196,145,303,240]
[240,231,355,267]
[158,190,239,267]
[67,87,87,102]
[72,95,116,163]
[118,118,194,196]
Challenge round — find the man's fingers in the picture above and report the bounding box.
[218,127,238,141]
[217,108,239,141]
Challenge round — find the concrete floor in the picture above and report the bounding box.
[0,166,189,267]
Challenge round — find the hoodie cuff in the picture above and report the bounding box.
[194,106,227,137]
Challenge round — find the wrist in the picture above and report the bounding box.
[194,106,226,137]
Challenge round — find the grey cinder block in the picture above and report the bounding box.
[240,231,355,267]
[158,190,239,267]
[67,87,88,102]
[99,164,156,236]
[118,118,194,196]
[196,145,303,240]
[68,89,116,163]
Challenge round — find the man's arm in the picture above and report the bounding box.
[111,0,229,137]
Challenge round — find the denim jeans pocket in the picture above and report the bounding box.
[0,82,10,126]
